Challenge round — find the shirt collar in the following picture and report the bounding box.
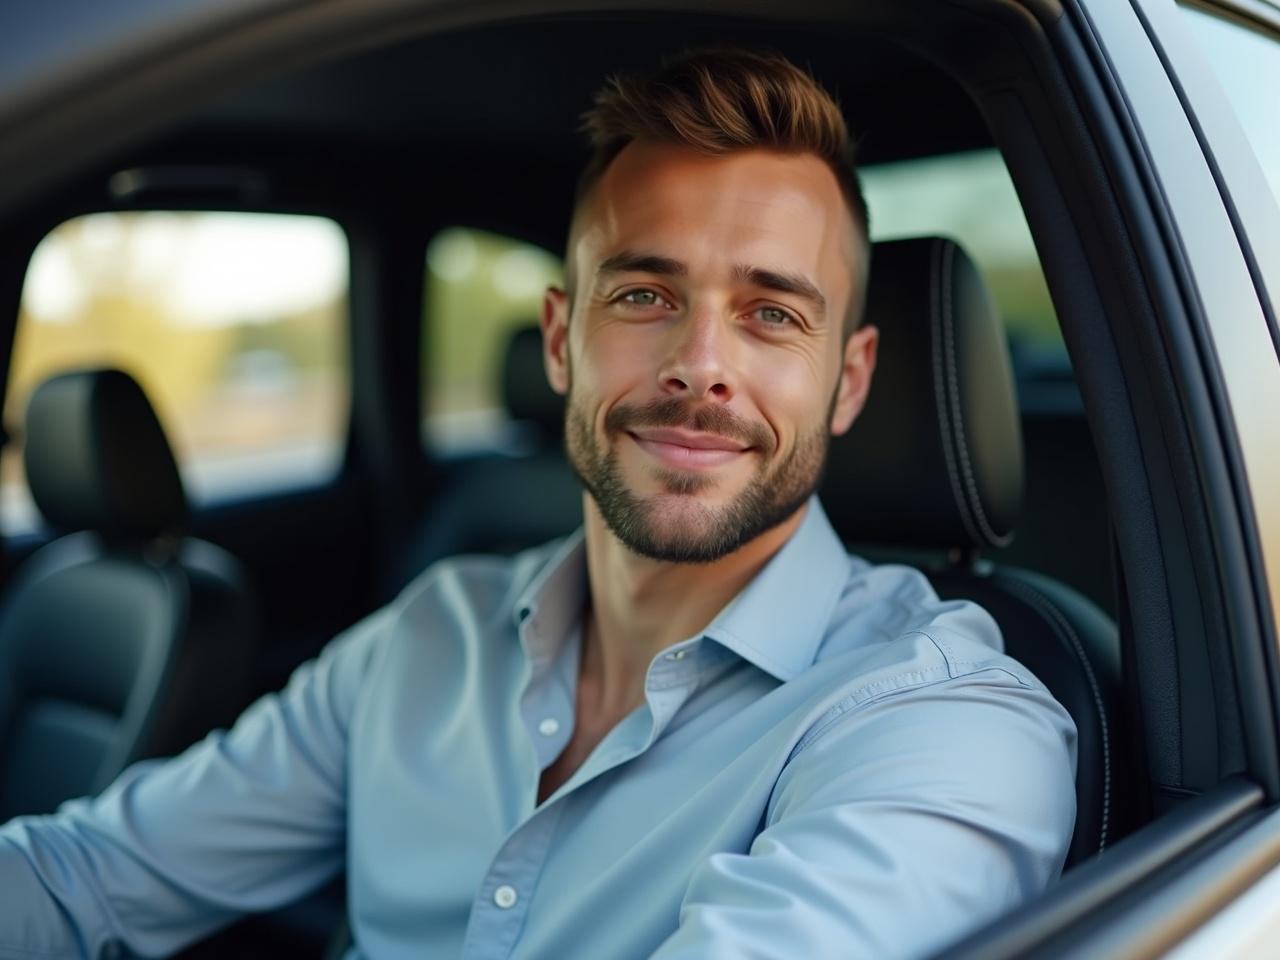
[701,497,851,682]
[513,496,850,683]
[513,530,587,670]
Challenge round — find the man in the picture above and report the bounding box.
[0,49,1075,959]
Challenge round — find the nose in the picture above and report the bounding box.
[657,309,735,403]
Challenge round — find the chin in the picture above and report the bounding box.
[614,493,745,564]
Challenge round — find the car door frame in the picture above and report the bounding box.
[944,0,1280,953]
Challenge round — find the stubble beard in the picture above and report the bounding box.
[564,389,834,564]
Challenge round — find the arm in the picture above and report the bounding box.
[651,668,1077,960]
[0,607,392,960]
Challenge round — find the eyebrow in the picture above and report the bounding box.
[733,264,827,317]
[595,251,827,317]
[597,251,687,278]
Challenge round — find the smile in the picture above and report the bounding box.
[627,428,751,469]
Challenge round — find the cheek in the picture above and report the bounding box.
[743,348,832,441]
[574,323,657,401]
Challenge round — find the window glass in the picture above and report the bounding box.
[6,211,349,533]
[1179,4,1280,207]
[860,149,1062,354]
[422,228,563,451]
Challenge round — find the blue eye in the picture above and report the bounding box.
[623,290,661,306]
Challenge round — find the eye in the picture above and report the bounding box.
[753,305,797,326]
[615,288,673,309]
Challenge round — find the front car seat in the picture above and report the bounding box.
[0,368,255,820]
[823,236,1133,865]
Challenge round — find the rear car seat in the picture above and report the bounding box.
[0,368,256,819]
[388,325,582,595]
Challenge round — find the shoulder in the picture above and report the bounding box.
[774,563,1077,838]
[793,556,1076,779]
[814,558,1040,689]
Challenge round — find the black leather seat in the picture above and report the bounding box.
[823,237,1126,865]
[0,368,255,820]
[399,236,1126,867]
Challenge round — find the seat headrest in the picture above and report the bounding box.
[821,237,1023,550]
[502,325,564,437]
[24,368,187,539]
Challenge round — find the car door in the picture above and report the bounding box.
[938,0,1280,954]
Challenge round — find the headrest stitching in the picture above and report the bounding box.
[930,239,982,547]
[940,242,1010,549]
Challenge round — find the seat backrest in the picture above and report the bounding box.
[824,237,1126,863]
[0,369,255,820]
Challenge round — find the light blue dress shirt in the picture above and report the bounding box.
[0,499,1076,960]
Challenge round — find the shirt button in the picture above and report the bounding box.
[494,884,518,909]
[538,717,560,736]
[666,649,689,661]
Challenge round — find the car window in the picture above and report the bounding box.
[5,211,349,533]
[422,227,563,452]
[859,148,1064,364]
[1179,3,1280,207]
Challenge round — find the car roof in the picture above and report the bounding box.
[179,18,989,165]
[0,5,999,235]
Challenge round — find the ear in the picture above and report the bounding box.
[541,287,571,396]
[830,324,878,436]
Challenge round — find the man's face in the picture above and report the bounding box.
[542,142,877,563]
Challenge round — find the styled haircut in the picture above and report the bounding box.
[573,48,871,331]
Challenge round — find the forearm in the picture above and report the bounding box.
[0,742,341,959]
[1,816,118,960]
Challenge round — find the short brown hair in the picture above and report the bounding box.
[575,48,870,329]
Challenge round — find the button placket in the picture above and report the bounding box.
[461,800,567,960]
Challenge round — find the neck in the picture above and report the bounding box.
[579,496,807,717]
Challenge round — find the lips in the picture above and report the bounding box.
[628,427,751,469]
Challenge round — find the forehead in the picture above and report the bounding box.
[573,142,859,294]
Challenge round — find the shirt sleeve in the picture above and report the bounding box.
[0,605,392,960]
[650,665,1078,960]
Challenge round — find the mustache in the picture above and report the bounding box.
[604,397,774,453]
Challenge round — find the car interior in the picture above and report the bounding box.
[0,3,1270,957]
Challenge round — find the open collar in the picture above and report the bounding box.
[700,498,851,681]
[512,497,850,683]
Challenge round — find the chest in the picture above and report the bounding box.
[536,702,630,803]
[343,637,818,959]
[349,692,792,960]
